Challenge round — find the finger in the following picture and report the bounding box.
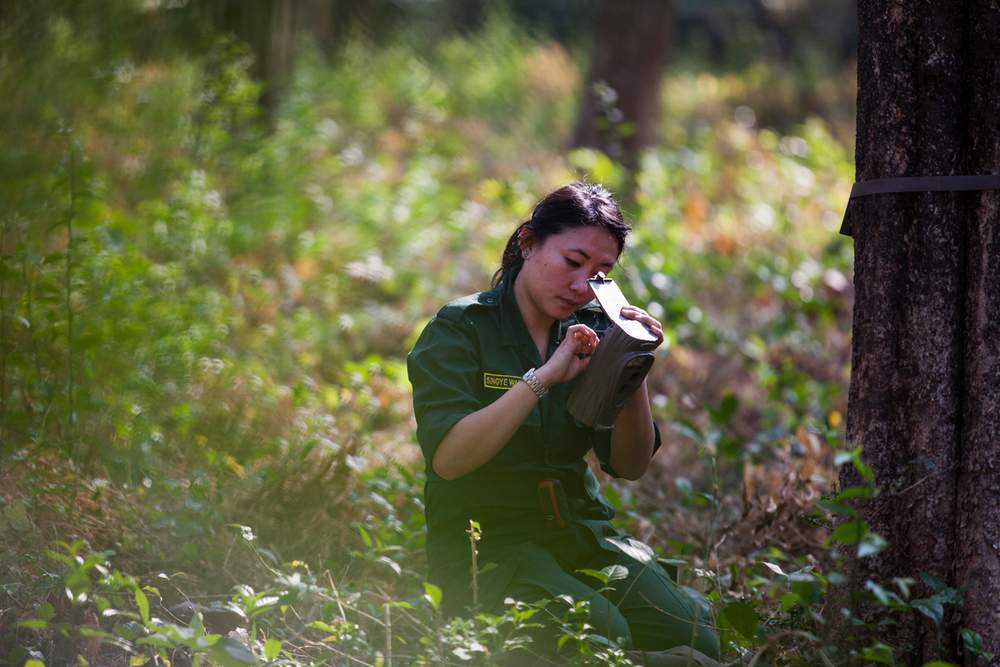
[567,324,597,348]
[621,307,662,332]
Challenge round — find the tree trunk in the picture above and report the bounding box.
[209,0,339,111]
[571,0,672,167]
[954,0,1000,661]
[842,1,1000,663]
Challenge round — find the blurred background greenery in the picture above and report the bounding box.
[1,1,859,664]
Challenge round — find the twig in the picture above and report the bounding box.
[326,570,348,622]
[384,603,392,667]
[64,138,77,450]
[0,217,7,446]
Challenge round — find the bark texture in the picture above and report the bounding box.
[843,0,1000,663]
[954,0,1000,658]
[571,0,672,167]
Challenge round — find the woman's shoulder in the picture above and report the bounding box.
[433,285,503,323]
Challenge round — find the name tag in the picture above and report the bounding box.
[483,372,520,391]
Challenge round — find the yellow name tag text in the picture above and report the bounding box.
[483,372,520,391]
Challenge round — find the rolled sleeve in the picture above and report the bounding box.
[407,315,482,473]
[593,421,662,478]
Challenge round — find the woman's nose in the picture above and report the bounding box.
[571,276,592,296]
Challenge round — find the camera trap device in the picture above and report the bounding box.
[567,273,660,429]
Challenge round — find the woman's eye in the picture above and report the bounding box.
[565,258,581,268]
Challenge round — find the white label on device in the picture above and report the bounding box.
[588,279,658,342]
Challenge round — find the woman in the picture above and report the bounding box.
[407,182,720,663]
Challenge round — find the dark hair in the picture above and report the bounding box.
[491,181,631,287]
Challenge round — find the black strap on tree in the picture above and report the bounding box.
[840,175,1000,236]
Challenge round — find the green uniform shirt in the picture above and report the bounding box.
[407,273,662,605]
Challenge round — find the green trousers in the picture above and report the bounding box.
[477,521,720,660]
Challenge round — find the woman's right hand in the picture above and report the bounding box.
[536,324,599,387]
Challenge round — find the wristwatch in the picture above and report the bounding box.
[522,367,549,399]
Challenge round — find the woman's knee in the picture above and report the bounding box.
[584,593,633,648]
[627,605,720,659]
[613,568,720,657]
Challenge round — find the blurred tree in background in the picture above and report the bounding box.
[571,0,673,167]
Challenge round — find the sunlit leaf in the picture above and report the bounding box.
[605,536,654,564]
[423,582,442,610]
[264,638,281,659]
[135,588,150,625]
[762,561,787,577]
[376,555,401,576]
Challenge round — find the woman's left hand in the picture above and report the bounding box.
[619,305,664,346]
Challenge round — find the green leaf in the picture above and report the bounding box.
[762,561,787,577]
[17,619,49,630]
[921,662,956,667]
[721,601,757,639]
[576,568,609,585]
[135,588,150,624]
[866,580,903,606]
[307,620,337,633]
[858,532,887,558]
[910,598,944,626]
[602,564,629,582]
[851,449,875,481]
[78,627,113,638]
[780,591,802,610]
[210,637,259,666]
[790,573,820,604]
[892,577,916,599]
[423,582,442,610]
[25,660,46,667]
[358,526,373,548]
[710,393,738,425]
[605,536,654,564]
[264,638,281,659]
[376,555,401,576]
[920,573,949,594]
[861,643,895,665]
[828,520,869,545]
[960,628,983,652]
[837,485,875,501]
[818,499,855,516]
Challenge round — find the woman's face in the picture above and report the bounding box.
[518,225,620,320]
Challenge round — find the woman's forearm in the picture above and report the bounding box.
[608,381,656,480]
[431,379,541,480]
[430,325,596,480]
